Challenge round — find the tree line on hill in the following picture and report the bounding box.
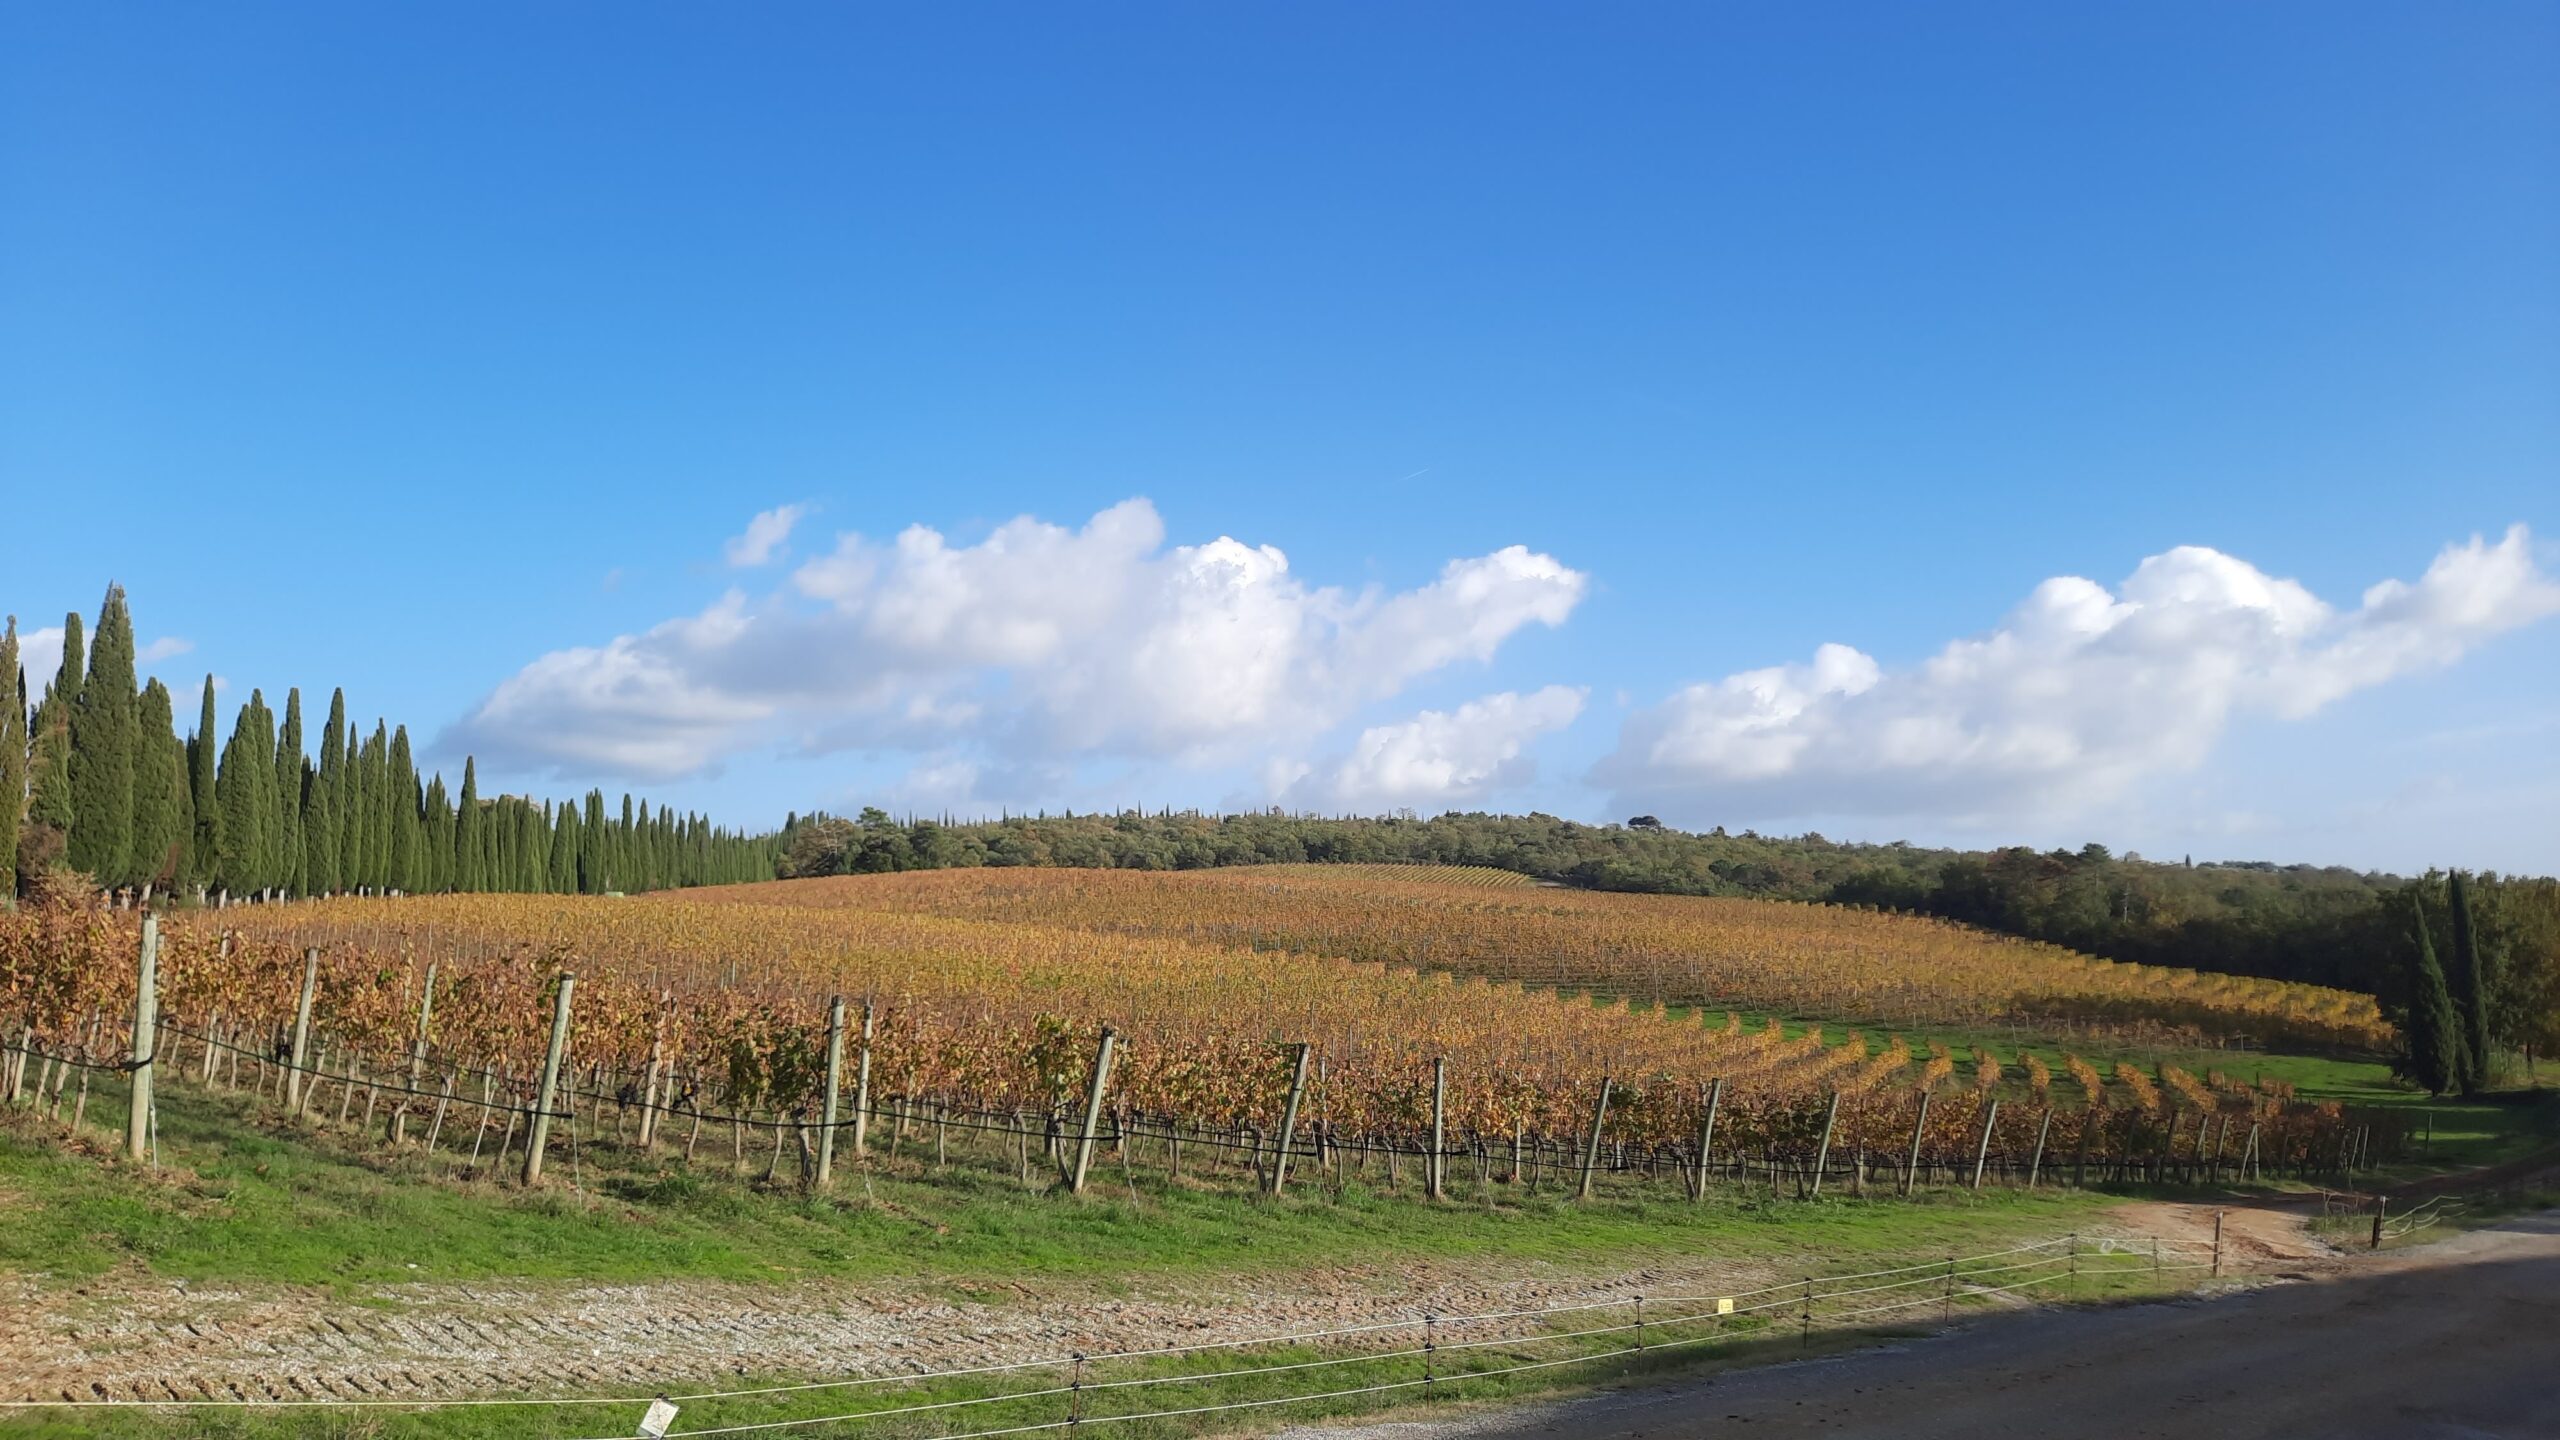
[776,807,2560,1071]
[1,588,780,904]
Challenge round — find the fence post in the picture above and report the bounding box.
[286,947,320,1111]
[1426,1057,1448,1201]
[2371,1199,2385,1251]
[1066,1027,1118,1194]
[850,1001,876,1156]
[817,996,847,1189]
[395,961,436,1144]
[2213,1210,2226,1276]
[126,916,160,1162]
[1808,1091,1840,1198]
[1902,1091,1931,1196]
[1270,1043,1313,1196]
[1692,1077,1722,1202]
[521,972,576,1185]
[1970,1098,2000,1191]
[1577,1077,1614,1200]
[2027,1107,2053,1188]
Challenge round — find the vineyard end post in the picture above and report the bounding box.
[1808,1090,1840,1198]
[1692,1077,1723,1204]
[1577,1077,1613,1201]
[286,947,320,1112]
[1902,1090,1931,1198]
[1426,1056,1447,1202]
[850,1001,876,1156]
[396,961,436,1144]
[1270,1042,1312,1196]
[817,996,847,1189]
[1067,1027,1118,1194]
[522,972,576,1186]
[2214,1210,2226,1275]
[126,915,160,1163]
[1970,1098,2000,1191]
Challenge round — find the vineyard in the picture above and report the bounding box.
[685,865,2394,1050]
[0,867,2403,1205]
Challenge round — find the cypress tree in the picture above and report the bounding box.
[306,690,345,895]
[215,694,274,899]
[386,726,417,894]
[362,722,391,891]
[2449,872,2494,1094]
[130,679,191,893]
[2403,898,2465,1097]
[273,688,305,897]
[420,773,453,893]
[42,610,82,723]
[188,677,221,890]
[0,618,22,898]
[453,759,482,892]
[580,789,608,893]
[549,801,580,893]
[66,585,137,884]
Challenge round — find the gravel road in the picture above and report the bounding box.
[1288,1210,2560,1440]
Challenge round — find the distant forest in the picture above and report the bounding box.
[776,808,2560,1059]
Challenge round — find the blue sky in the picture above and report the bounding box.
[5,4,2555,873]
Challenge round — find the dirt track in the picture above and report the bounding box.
[1293,1209,2560,1440]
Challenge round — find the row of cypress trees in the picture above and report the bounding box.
[2402,872,2499,1096]
[1,587,782,903]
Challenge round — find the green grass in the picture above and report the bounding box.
[2,1077,2117,1296]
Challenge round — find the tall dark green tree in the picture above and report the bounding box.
[40,610,81,724]
[2403,898,2466,1097]
[130,678,191,893]
[306,690,346,894]
[0,618,23,898]
[273,688,305,897]
[361,722,391,892]
[214,693,274,899]
[420,773,453,893]
[386,726,418,893]
[66,585,137,884]
[187,677,221,889]
[453,758,483,892]
[2448,871,2494,1094]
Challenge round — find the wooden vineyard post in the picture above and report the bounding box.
[521,972,575,1186]
[1692,1078,1722,1203]
[395,962,436,1144]
[1066,1027,1118,1194]
[2027,1107,2053,1188]
[1577,1077,1613,1200]
[1970,1098,2000,1191]
[286,947,320,1111]
[1902,1091,1931,1197]
[1808,1091,1840,1198]
[637,993,670,1149]
[2242,1122,2260,1183]
[850,1001,876,1156]
[126,915,160,1163]
[1269,1043,1313,1196]
[816,996,847,1189]
[2214,1210,2226,1276]
[1431,1056,1454,1200]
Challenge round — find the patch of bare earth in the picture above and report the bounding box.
[0,1203,2329,1408]
[0,1252,1798,1405]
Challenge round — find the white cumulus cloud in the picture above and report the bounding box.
[1285,685,1587,812]
[722,504,806,568]
[444,498,1588,781]
[1594,525,2560,825]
